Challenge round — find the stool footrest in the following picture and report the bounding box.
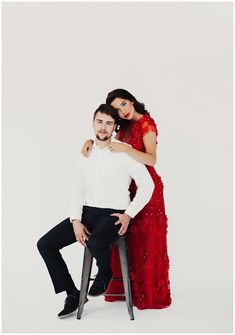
[104,293,125,296]
[90,277,123,281]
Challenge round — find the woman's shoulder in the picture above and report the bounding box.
[138,113,156,124]
[138,114,158,136]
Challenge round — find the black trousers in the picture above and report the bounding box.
[37,206,125,294]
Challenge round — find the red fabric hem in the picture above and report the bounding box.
[104,297,172,310]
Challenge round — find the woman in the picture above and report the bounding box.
[81,89,171,309]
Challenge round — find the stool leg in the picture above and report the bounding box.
[77,246,93,319]
[118,239,134,320]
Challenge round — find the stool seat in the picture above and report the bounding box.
[77,235,134,320]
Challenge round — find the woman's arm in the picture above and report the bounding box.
[109,131,157,166]
[81,139,94,157]
[126,132,157,166]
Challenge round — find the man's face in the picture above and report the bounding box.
[93,111,116,141]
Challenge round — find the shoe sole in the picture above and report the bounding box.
[58,309,78,319]
[58,298,88,318]
[88,276,113,297]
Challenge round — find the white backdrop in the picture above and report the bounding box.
[2,1,233,333]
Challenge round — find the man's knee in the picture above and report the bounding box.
[87,237,104,252]
[37,235,50,254]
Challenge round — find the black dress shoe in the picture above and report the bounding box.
[58,293,88,319]
[88,271,113,297]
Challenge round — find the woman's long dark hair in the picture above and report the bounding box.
[106,88,150,132]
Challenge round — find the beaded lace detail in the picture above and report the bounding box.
[105,114,172,309]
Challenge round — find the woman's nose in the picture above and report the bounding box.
[120,107,126,115]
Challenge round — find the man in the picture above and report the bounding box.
[37,104,154,318]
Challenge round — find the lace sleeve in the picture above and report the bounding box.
[140,116,158,144]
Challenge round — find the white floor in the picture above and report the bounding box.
[3,285,232,333]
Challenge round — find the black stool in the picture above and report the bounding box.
[77,235,134,320]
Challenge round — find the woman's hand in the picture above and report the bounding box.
[108,142,130,153]
[72,219,91,246]
[81,139,94,157]
[110,213,131,236]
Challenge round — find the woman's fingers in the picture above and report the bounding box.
[81,147,87,157]
[81,147,90,157]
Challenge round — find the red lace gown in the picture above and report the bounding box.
[104,114,172,309]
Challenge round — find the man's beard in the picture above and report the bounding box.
[96,132,112,141]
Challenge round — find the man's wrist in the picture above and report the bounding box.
[124,210,134,219]
[72,219,81,224]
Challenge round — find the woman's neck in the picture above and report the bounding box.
[132,111,144,122]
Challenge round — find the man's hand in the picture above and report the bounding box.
[72,219,91,246]
[110,213,132,236]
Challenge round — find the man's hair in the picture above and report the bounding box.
[93,104,119,124]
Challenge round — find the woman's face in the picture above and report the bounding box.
[110,98,135,120]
